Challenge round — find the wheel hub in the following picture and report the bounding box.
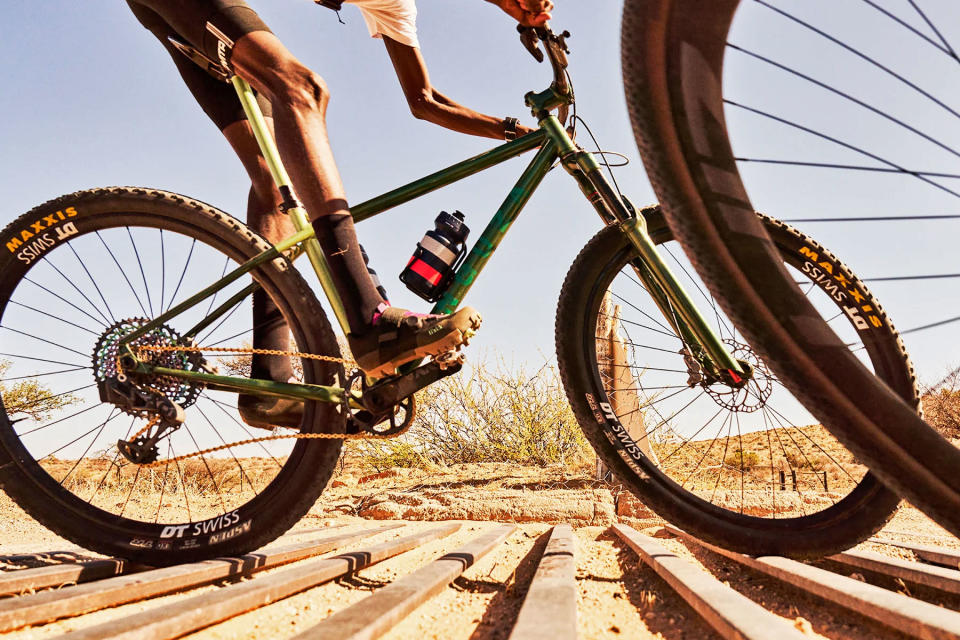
[701,339,774,413]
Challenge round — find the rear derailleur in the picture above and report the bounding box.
[344,357,464,437]
[98,377,185,464]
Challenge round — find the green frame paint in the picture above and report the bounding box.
[120,74,743,405]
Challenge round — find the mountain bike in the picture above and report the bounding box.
[0,17,924,566]
[621,0,960,543]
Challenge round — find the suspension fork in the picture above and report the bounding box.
[538,114,747,382]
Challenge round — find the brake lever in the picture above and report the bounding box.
[518,25,544,63]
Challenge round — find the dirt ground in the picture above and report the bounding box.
[0,463,955,640]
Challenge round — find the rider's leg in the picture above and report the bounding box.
[228,32,386,335]
[228,32,482,378]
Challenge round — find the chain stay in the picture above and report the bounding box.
[123,343,407,469]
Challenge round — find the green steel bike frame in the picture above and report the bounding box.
[119,75,746,406]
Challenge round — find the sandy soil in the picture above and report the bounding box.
[0,463,956,640]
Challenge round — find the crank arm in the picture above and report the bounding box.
[362,360,463,415]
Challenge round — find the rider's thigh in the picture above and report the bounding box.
[127,0,274,130]
[128,0,270,65]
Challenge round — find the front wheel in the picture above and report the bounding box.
[556,206,917,557]
[0,187,344,565]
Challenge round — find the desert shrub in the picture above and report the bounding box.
[922,368,960,439]
[0,359,77,421]
[352,356,592,471]
[724,448,760,471]
[783,450,824,470]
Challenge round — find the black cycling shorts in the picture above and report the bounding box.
[127,0,273,130]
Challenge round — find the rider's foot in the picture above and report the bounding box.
[348,304,482,378]
[238,390,304,430]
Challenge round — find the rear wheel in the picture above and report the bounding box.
[621,0,960,537]
[0,187,344,565]
[557,207,915,557]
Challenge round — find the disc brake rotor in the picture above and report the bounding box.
[702,339,774,413]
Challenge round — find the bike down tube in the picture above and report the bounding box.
[432,140,559,314]
[538,115,745,378]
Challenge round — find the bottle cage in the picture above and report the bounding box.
[167,35,231,83]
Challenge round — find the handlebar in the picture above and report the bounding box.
[518,25,572,125]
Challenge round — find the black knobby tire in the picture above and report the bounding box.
[557,208,915,557]
[620,0,960,536]
[0,187,343,566]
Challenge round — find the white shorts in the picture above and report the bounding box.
[345,0,419,49]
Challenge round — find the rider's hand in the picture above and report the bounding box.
[491,0,553,27]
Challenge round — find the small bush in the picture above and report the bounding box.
[783,450,824,470]
[352,356,593,472]
[922,368,960,439]
[725,448,760,471]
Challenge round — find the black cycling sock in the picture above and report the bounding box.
[251,289,296,383]
[311,214,386,334]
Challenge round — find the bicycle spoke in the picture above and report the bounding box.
[56,408,119,488]
[203,257,232,318]
[726,99,960,200]
[679,411,733,488]
[197,298,246,346]
[728,42,960,161]
[0,352,89,369]
[67,242,116,324]
[17,403,100,437]
[171,441,193,522]
[127,226,154,317]
[4,383,95,415]
[906,0,957,60]
[859,0,957,59]
[610,291,681,338]
[8,300,99,335]
[155,443,172,524]
[0,326,88,359]
[42,256,113,326]
[753,0,960,121]
[119,464,142,518]
[204,394,283,470]
[159,229,166,314]
[195,403,255,492]
[166,238,197,313]
[23,277,107,329]
[96,230,149,318]
[3,367,91,381]
[182,423,227,513]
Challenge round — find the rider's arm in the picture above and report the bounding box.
[384,37,535,140]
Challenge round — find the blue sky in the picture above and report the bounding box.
[2,0,960,387]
